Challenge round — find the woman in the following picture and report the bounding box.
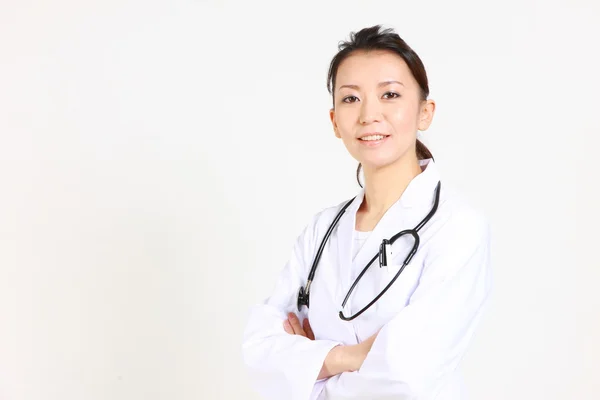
[242,25,492,400]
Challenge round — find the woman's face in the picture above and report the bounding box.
[330,50,435,170]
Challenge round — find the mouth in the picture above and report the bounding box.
[358,133,390,147]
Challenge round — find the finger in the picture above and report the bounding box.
[283,319,294,334]
[287,313,306,337]
[303,318,315,340]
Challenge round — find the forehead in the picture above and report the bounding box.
[335,50,414,88]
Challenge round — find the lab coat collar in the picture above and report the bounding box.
[347,158,440,213]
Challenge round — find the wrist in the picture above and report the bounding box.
[320,345,355,379]
[319,342,368,380]
[343,343,366,372]
[328,345,350,374]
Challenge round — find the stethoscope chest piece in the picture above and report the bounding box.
[297,285,309,311]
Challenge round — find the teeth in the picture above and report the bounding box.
[360,135,386,141]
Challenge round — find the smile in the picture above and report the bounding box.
[359,134,388,141]
[358,134,390,146]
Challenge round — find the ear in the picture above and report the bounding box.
[330,108,341,138]
[418,99,436,131]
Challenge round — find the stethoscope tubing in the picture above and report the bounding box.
[299,181,441,321]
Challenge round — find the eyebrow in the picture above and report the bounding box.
[338,80,404,91]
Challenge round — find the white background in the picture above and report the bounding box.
[1,0,599,399]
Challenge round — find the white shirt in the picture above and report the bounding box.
[352,230,371,261]
[242,159,492,400]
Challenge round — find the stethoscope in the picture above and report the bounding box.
[297,181,441,321]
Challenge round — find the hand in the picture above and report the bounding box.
[282,313,341,379]
[282,313,380,378]
[283,312,314,340]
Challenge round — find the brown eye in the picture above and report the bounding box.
[383,92,400,99]
[342,96,359,103]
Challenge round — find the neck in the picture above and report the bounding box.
[360,155,423,216]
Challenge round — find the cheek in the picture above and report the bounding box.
[335,110,357,137]
[388,107,419,131]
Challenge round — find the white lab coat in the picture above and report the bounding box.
[242,159,492,400]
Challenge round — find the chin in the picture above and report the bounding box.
[360,158,397,171]
[360,152,413,171]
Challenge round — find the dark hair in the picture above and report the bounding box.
[326,25,434,187]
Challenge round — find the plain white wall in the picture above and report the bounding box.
[1,0,599,399]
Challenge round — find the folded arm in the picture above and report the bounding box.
[242,212,351,400]
[243,302,341,400]
[324,214,493,399]
[282,312,379,380]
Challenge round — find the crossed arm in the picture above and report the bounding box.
[282,312,378,380]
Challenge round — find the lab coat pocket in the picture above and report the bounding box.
[376,262,420,320]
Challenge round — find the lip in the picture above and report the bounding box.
[357,133,390,147]
[357,132,389,139]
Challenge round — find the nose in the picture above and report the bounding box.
[359,97,382,125]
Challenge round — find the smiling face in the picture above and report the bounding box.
[329,50,435,171]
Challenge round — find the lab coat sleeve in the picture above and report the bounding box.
[324,209,493,399]
[242,212,342,400]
